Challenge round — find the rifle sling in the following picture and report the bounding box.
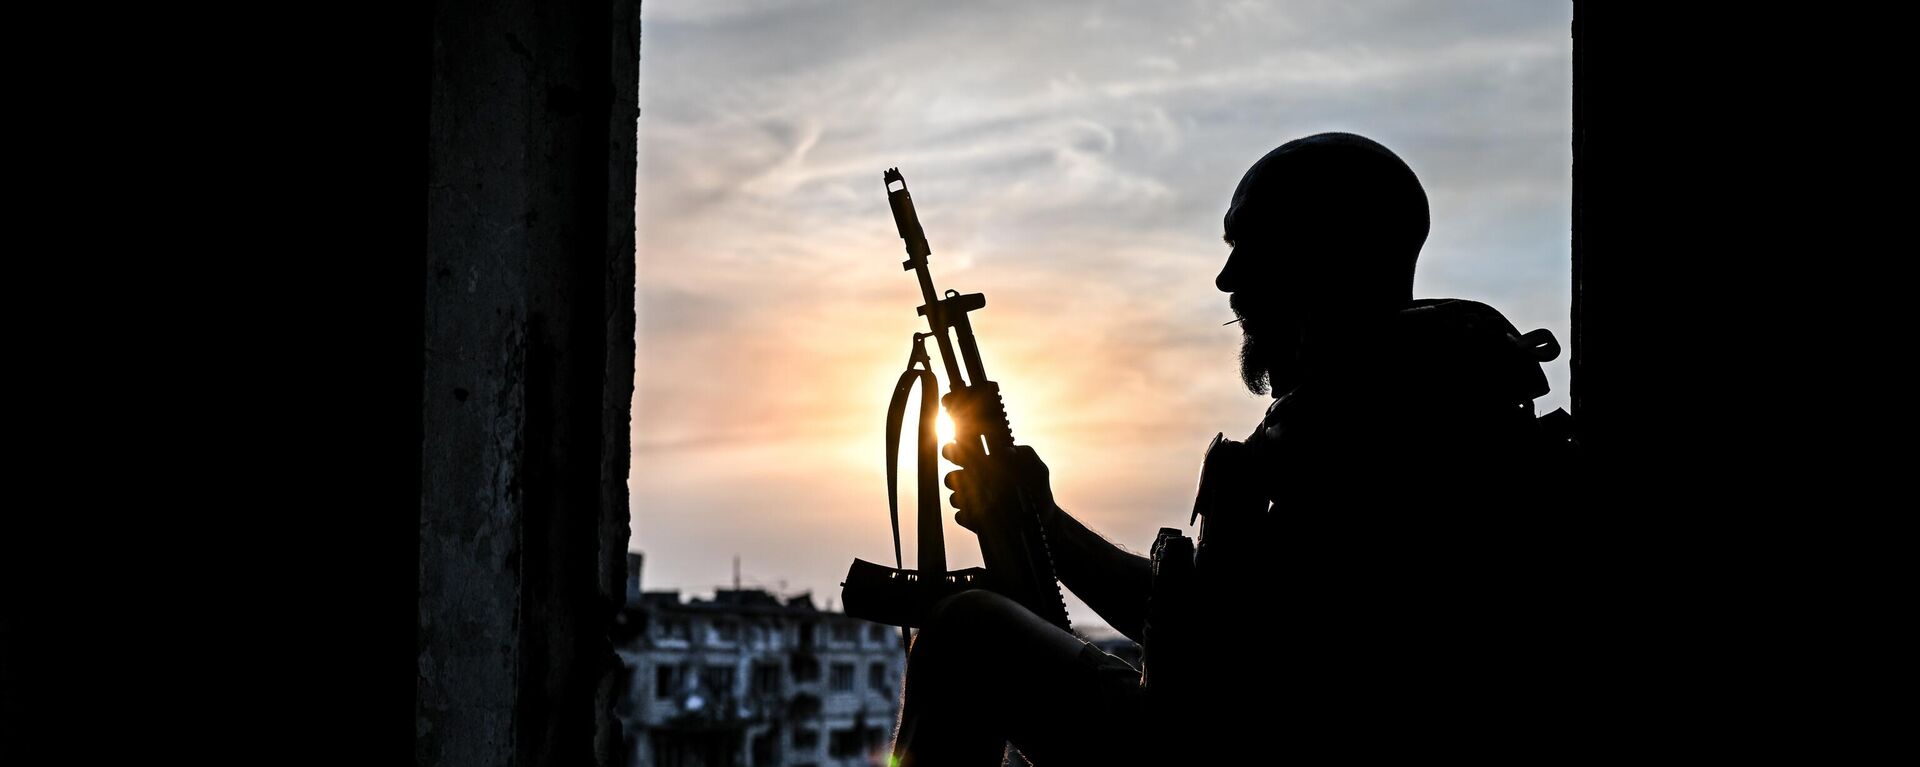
[884,350,938,655]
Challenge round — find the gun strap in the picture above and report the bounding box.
[885,338,939,655]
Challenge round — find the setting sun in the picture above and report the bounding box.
[936,409,956,445]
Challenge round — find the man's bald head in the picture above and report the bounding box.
[1220,132,1429,395]
[1216,132,1429,311]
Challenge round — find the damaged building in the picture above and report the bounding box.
[613,554,903,767]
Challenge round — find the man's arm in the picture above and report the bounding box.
[1048,506,1152,643]
[945,444,1154,643]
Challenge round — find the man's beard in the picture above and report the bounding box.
[1231,292,1302,397]
[1238,328,1272,396]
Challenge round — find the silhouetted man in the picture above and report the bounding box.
[891,132,1567,765]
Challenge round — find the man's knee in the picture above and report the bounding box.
[907,589,1022,675]
[924,589,1011,640]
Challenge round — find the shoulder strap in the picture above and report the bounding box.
[884,335,941,654]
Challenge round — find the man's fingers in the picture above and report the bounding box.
[944,470,961,491]
[941,442,965,465]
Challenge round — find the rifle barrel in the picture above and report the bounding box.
[886,169,970,387]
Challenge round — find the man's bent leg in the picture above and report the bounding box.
[891,590,1147,767]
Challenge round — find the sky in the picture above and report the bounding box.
[631,0,1573,634]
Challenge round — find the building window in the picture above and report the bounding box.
[789,693,821,719]
[829,663,854,692]
[654,664,682,700]
[752,662,781,695]
[868,624,888,643]
[791,655,819,683]
[793,727,819,749]
[657,618,690,641]
[713,620,739,643]
[829,728,861,758]
[752,731,778,765]
[701,665,736,695]
[869,662,889,692]
[831,622,855,643]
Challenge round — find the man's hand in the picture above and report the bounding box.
[946,441,1155,642]
[941,442,1060,534]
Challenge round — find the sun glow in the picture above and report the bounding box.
[936,409,956,445]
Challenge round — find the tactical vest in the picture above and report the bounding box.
[1137,298,1577,759]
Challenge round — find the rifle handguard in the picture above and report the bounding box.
[841,559,989,628]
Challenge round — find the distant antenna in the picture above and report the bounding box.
[733,555,741,591]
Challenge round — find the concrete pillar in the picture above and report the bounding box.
[421,1,639,765]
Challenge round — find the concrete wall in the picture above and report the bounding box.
[421,1,639,765]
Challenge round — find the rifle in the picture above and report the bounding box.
[841,169,1072,639]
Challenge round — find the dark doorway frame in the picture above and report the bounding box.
[410,4,1698,766]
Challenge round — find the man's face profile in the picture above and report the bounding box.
[1222,218,1310,398]
[1216,133,1429,398]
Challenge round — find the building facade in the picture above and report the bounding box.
[614,554,905,767]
